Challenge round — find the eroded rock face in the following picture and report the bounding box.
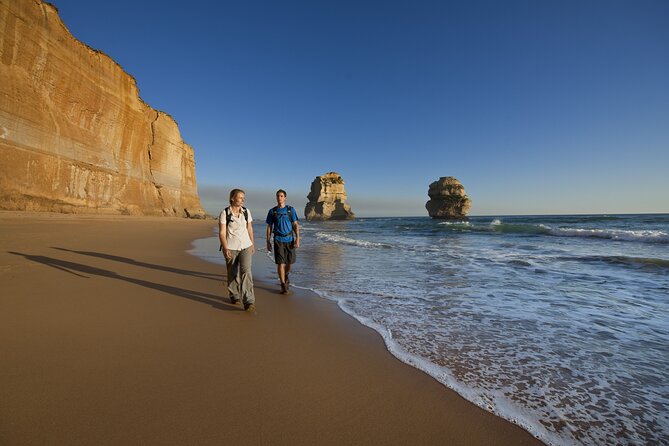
[304,172,355,221]
[0,0,205,217]
[425,177,471,218]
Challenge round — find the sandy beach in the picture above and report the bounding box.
[0,212,542,445]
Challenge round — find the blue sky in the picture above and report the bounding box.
[53,0,668,217]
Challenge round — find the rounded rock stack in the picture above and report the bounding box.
[425,177,471,219]
[304,172,355,221]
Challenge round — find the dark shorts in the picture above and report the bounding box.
[273,240,296,265]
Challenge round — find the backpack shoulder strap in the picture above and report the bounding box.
[220,207,230,251]
[225,206,249,224]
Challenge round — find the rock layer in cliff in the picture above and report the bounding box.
[425,177,471,218]
[304,172,355,221]
[0,0,205,217]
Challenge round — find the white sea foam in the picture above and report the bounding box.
[439,219,669,243]
[438,220,471,226]
[311,281,669,445]
[549,227,669,243]
[314,232,392,248]
[302,286,572,446]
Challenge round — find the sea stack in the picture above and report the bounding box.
[425,177,471,219]
[304,172,355,221]
[0,0,205,218]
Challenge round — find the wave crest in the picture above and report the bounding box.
[315,232,393,248]
[548,227,669,243]
[436,219,669,243]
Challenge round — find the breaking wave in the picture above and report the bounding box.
[315,232,393,248]
[548,227,669,243]
[436,219,669,243]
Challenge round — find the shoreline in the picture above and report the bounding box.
[0,211,543,445]
[192,226,553,445]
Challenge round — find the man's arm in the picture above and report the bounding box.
[293,221,300,248]
[266,224,272,252]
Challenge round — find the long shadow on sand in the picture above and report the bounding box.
[51,247,223,281]
[9,251,239,312]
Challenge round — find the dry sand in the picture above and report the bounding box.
[0,211,543,445]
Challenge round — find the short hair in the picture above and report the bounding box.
[276,189,287,197]
[229,188,245,204]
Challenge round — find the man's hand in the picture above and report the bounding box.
[266,240,272,252]
[295,238,300,248]
[224,248,232,259]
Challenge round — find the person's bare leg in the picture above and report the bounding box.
[277,264,287,293]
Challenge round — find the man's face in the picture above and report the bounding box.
[276,193,286,206]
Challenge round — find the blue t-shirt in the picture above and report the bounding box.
[266,206,298,242]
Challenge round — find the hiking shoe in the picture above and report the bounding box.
[280,283,288,294]
[244,303,256,312]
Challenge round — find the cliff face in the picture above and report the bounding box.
[0,0,205,217]
[425,176,471,219]
[304,172,355,221]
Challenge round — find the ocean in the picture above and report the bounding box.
[191,213,669,445]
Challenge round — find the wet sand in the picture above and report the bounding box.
[0,211,543,445]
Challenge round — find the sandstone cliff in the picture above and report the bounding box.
[304,172,355,221]
[425,177,471,218]
[0,0,205,217]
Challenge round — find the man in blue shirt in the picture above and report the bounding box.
[266,189,300,294]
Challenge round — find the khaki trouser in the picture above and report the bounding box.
[226,246,254,304]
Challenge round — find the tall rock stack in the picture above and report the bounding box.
[425,177,471,218]
[0,0,205,217]
[304,172,355,221]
